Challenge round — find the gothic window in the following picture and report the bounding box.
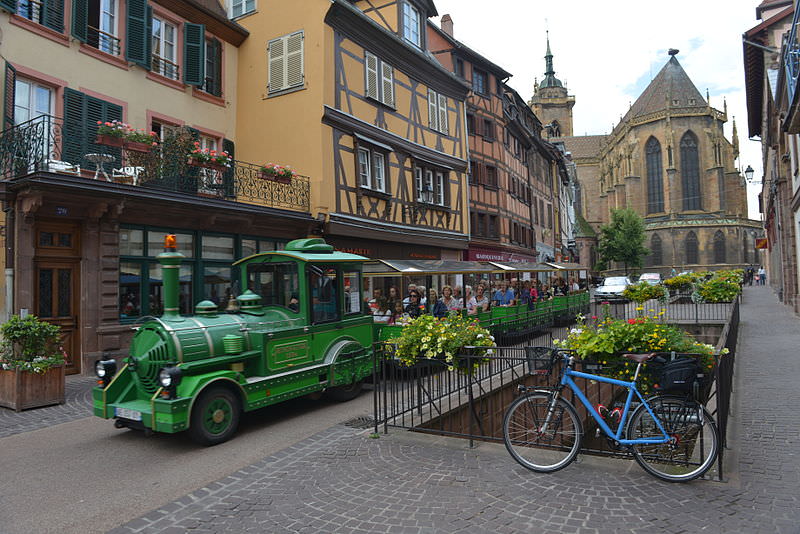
[685,231,698,265]
[645,137,664,213]
[680,131,701,211]
[650,234,662,266]
[713,230,726,264]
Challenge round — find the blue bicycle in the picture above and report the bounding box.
[502,349,719,482]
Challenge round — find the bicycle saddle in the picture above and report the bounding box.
[622,353,657,363]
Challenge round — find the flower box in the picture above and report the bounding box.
[0,365,65,411]
[259,171,292,184]
[124,140,152,153]
[187,157,227,173]
[95,134,124,148]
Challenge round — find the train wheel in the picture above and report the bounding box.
[325,379,363,402]
[189,386,241,446]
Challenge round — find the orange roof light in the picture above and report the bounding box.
[164,234,177,250]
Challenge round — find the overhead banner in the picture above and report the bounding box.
[755,238,768,249]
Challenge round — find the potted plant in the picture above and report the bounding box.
[692,275,741,303]
[621,281,667,304]
[124,129,159,153]
[259,162,296,184]
[187,142,232,172]
[95,120,126,147]
[0,315,66,411]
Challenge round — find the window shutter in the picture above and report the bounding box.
[183,23,206,86]
[125,0,150,68]
[222,138,235,197]
[71,0,88,42]
[268,36,286,92]
[381,62,394,107]
[428,89,437,130]
[3,62,15,131]
[85,96,122,168]
[209,38,222,97]
[437,93,448,135]
[364,52,378,100]
[62,89,86,166]
[285,31,304,88]
[0,0,15,14]
[42,0,64,33]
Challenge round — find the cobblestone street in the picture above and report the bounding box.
[102,286,800,534]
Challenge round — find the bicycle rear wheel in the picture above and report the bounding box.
[626,395,718,482]
[503,392,582,473]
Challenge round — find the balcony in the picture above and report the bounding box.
[0,116,310,212]
[783,6,800,132]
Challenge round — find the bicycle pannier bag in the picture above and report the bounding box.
[656,358,699,393]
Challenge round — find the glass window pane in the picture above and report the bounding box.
[38,268,53,318]
[311,267,339,324]
[202,235,234,260]
[344,271,361,315]
[204,265,231,306]
[119,262,142,319]
[34,86,51,116]
[147,263,193,315]
[39,231,54,247]
[58,233,71,247]
[259,240,275,252]
[120,228,144,256]
[57,269,71,317]
[241,239,257,258]
[247,262,299,312]
[148,231,193,257]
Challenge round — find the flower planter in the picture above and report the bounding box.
[187,157,227,173]
[259,171,292,184]
[124,140,153,153]
[95,134,124,148]
[0,365,65,411]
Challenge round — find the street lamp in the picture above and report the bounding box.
[744,165,761,184]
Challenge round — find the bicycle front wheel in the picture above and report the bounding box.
[626,395,719,482]
[503,393,582,473]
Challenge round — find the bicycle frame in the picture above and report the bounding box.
[558,360,671,446]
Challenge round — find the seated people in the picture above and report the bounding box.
[492,281,515,306]
[467,284,490,315]
[441,285,462,312]
[372,296,391,323]
[404,290,424,319]
[427,288,448,318]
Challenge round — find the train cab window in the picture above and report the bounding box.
[247,262,300,312]
[309,266,340,324]
[343,271,361,315]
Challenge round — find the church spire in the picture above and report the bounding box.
[540,31,564,89]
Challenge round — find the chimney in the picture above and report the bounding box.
[441,14,453,37]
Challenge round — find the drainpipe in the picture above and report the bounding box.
[157,234,185,320]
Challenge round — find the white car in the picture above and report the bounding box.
[594,276,632,302]
[638,273,662,286]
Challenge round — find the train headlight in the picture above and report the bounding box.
[159,367,182,389]
[95,359,117,387]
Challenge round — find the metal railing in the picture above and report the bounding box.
[589,293,739,324]
[784,6,800,107]
[0,117,311,212]
[152,55,180,80]
[87,25,121,56]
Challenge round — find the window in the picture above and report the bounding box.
[685,231,699,264]
[14,78,53,125]
[414,164,448,206]
[401,2,421,47]
[84,0,120,55]
[310,266,339,324]
[14,0,64,32]
[230,0,255,18]
[680,131,701,211]
[466,113,475,136]
[364,52,395,107]
[646,137,664,213]
[343,271,362,315]
[268,31,304,94]
[650,234,662,266]
[472,68,487,95]
[469,160,480,183]
[533,198,539,225]
[454,57,464,78]
[713,230,726,264]
[152,16,178,79]
[485,165,497,188]
[482,119,494,141]
[427,89,449,135]
[488,215,498,238]
[202,38,222,97]
[476,213,486,237]
[356,145,387,192]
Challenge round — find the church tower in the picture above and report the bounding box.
[529,33,576,138]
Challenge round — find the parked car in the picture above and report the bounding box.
[638,273,662,286]
[593,276,632,302]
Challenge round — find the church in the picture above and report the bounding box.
[531,45,762,274]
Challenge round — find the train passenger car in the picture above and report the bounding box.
[93,236,373,445]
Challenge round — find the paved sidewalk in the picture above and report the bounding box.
[0,375,95,438]
[105,286,800,534]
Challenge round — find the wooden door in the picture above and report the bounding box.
[34,262,80,374]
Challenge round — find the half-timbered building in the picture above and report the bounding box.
[234,0,471,260]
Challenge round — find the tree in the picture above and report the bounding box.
[597,208,649,274]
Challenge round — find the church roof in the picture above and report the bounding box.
[620,55,706,124]
[553,135,608,159]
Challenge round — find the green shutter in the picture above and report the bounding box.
[144,6,153,69]
[4,62,16,131]
[85,96,122,168]
[62,89,86,166]
[209,38,222,97]
[0,0,16,14]
[126,0,150,68]
[222,138,235,197]
[71,0,88,43]
[42,0,64,33]
[183,23,205,86]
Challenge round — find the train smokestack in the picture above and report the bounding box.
[157,234,185,320]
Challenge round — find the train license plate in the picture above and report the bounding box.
[115,407,142,421]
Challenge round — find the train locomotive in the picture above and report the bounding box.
[93,235,374,445]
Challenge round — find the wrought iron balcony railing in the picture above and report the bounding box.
[0,116,310,212]
[784,6,800,108]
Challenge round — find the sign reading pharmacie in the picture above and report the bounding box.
[465,246,538,263]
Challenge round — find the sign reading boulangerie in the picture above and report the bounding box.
[466,246,537,263]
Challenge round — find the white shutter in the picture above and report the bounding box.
[428,89,437,130]
[415,167,423,201]
[268,36,286,92]
[365,52,379,100]
[438,93,448,135]
[285,31,304,88]
[381,62,394,107]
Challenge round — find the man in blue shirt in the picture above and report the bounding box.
[493,281,515,306]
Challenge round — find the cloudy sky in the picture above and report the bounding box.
[432,0,763,219]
